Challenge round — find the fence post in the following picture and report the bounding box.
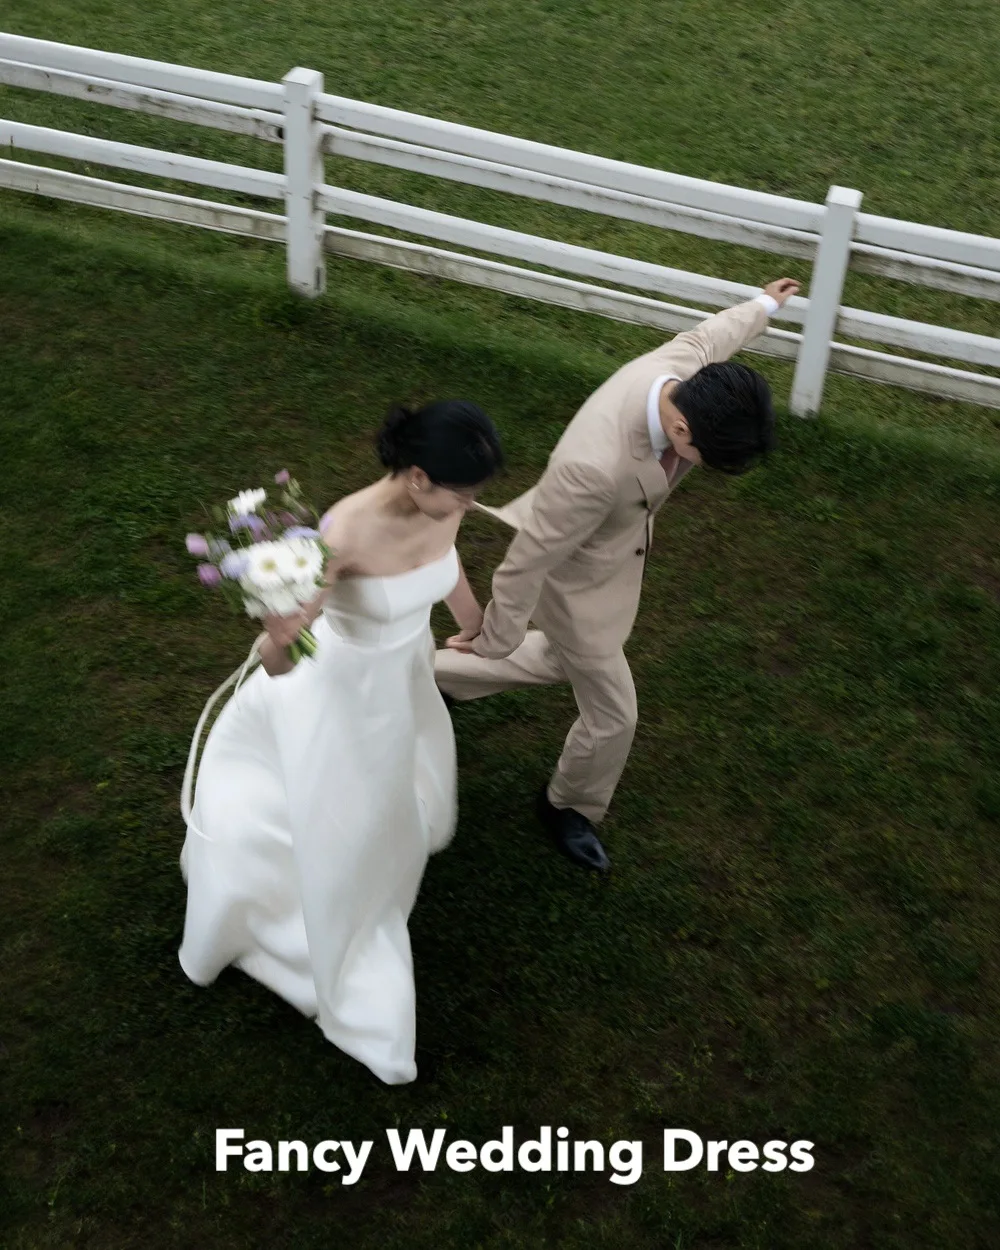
[282,67,326,297]
[790,185,862,416]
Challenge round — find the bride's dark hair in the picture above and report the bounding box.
[376,400,504,487]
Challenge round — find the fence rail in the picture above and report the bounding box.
[2,32,999,413]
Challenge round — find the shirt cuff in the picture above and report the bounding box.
[755,293,780,316]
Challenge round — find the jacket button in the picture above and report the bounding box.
[635,548,644,556]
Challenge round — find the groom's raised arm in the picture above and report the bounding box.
[658,297,771,377]
[472,459,616,660]
[659,279,799,377]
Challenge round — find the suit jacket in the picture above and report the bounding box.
[472,297,770,660]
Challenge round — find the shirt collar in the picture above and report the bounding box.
[646,374,679,458]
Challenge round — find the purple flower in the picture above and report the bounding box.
[229,514,266,537]
[283,526,321,540]
[274,469,291,485]
[220,550,250,579]
[197,563,222,586]
[186,533,210,556]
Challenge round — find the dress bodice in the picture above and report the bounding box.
[321,547,459,648]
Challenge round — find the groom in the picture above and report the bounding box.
[436,278,801,871]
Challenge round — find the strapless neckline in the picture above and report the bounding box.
[343,547,456,583]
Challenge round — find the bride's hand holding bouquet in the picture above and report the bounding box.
[185,469,332,667]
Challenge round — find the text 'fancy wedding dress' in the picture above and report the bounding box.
[178,547,459,1085]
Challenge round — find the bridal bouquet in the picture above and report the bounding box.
[185,470,332,665]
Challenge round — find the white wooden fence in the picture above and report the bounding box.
[2,33,999,414]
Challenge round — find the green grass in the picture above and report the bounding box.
[2,1,1000,1247]
[3,210,1000,1250]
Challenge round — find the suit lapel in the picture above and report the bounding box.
[629,428,670,511]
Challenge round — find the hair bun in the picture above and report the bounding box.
[375,405,412,469]
[373,399,503,486]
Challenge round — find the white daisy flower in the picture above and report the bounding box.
[285,537,324,580]
[227,488,267,517]
[258,587,302,616]
[239,542,296,593]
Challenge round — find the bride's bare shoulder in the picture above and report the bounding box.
[319,489,368,532]
[319,492,373,576]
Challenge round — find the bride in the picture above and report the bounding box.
[178,399,503,1084]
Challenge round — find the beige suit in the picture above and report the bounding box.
[436,298,770,822]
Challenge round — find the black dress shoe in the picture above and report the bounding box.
[535,785,611,872]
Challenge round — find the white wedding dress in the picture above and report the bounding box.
[178,547,459,1085]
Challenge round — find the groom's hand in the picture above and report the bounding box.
[446,628,481,653]
[763,277,801,306]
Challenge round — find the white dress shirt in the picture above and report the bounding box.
[646,373,679,457]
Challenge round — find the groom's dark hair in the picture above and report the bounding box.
[376,399,504,487]
[671,362,777,475]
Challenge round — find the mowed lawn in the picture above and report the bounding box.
[1,0,999,437]
[2,1,1000,1248]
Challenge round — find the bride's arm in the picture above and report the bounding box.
[444,553,484,641]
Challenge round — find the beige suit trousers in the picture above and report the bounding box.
[434,630,637,824]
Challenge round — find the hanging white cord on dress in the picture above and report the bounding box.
[180,633,266,833]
